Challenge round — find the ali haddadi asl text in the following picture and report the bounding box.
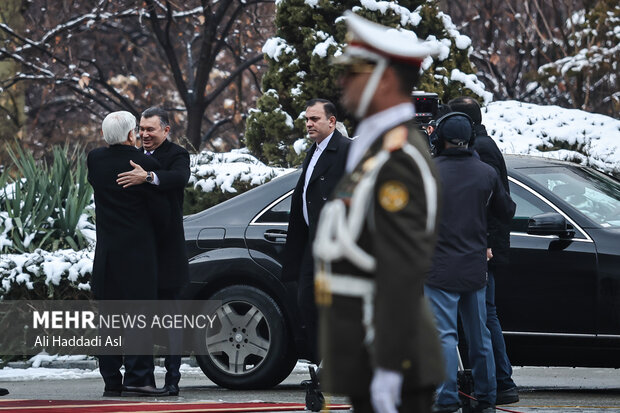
[33,335,122,348]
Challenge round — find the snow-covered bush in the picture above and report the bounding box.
[0,145,95,254]
[0,249,93,300]
[183,149,293,214]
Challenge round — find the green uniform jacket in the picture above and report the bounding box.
[317,121,444,397]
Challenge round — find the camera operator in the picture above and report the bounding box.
[424,104,452,156]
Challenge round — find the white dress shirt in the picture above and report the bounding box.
[144,150,161,185]
[302,131,334,225]
[345,103,416,173]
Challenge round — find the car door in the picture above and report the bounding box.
[496,178,598,335]
[244,191,292,276]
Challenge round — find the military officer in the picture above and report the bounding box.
[313,12,444,413]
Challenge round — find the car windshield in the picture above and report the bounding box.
[521,165,620,228]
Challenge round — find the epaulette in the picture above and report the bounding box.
[382,126,408,152]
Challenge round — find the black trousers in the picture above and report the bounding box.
[98,355,155,389]
[297,244,319,363]
[97,301,155,389]
[350,386,434,413]
[159,288,183,386]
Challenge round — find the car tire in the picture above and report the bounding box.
[195,285,297,389]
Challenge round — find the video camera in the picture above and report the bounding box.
[412,91,439,130]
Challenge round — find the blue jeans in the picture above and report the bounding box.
[424,285,496,406]
[486,271,516,391]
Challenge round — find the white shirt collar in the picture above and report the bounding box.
[313,131,334,154]
[345,103,415,172]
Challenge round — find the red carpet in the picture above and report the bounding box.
[0,399,351,412]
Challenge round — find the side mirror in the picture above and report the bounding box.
[527,212,575,238]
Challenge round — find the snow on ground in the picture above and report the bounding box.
[0,366,102,381]
[0,358,312,381]
[0,363,206,381]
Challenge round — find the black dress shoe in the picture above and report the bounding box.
[102,389,121,397]
[122,385,168,397]
[496,386,519,405]
[0,388,9,396]
[164,384,179,396]
[471,401,496,412]
[431,403,460,413]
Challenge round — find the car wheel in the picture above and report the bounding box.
[195,285,297,389]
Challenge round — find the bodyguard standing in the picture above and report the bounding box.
[313,12,444,413]
[116,107,190,396]
[281,98,350,364]
[448,96,519,405]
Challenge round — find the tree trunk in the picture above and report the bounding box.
[186,105,205,152]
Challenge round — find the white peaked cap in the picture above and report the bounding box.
[336,11,440,67]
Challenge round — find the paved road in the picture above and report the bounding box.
[1,363,620,412]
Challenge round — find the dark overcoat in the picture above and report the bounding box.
[87,145,170,300]
[281,130,351,282]
[317,122,444,397]
[150,139,191,294]
[472,124,512,269]
[427,148,516,293]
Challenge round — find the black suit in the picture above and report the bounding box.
[149,138,191,387]
[87,144,170,390]
[472,124,510,268]
[281,130,350,362]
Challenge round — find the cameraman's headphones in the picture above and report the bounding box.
[435,111,475,147]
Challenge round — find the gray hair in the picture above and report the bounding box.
[102,111,136,145]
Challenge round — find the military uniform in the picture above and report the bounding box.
[314,120,444,411]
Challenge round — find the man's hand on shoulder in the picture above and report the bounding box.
[117,160,148,188]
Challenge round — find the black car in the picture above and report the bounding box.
[183,154,620,389]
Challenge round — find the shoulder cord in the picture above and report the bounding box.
[313,143,437,345]
[313,149,390,272]
[313,141,437,266]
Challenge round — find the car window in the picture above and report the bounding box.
[509,181,555,232]
[521,166,620,228]
[254,194,292,224]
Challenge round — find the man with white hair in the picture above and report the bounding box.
[313,12,444,413]
[87,110,169,397]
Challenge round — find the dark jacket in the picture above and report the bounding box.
[150,139,191,294]
[318,122,444,396]
[280,130,350,282]
[472,124,512,268]
[87,145,170,300]
[427,148,515,293]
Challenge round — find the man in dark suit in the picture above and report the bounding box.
[281,98,351,364]
[117,107,190,396]
[88,111,169,397]
[448,96,519,406]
